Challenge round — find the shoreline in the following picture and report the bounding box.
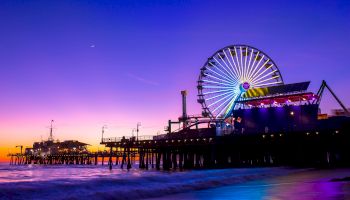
[2,164,350,200]
[0,167,305,200]
[147,168,350,200]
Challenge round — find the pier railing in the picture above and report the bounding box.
[102,135,155,143]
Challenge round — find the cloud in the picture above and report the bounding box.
[126,73,159,86]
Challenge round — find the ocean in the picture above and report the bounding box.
[0,163,349,200]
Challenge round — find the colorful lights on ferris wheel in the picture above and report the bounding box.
[197,45,284,119]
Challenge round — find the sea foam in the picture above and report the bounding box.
[0,164,299,200]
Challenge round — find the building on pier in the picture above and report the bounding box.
[23,120,90,158]
[25,140,90,156]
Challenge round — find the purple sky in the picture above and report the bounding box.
[0,0,349,155]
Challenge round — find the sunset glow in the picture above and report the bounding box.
[1,0,350,162]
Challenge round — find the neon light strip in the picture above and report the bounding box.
[254,81,283,87]
[245,48,254,82]
[250,59,270,81]
[253,75,280,85]
[223,49,240,79]
[239,47,244,82]
[251,69,277,84]
[217,52,239,81]
[213,57,237,83]
[206,67,235,84]
[219,97,236,118]
[209,58,236,83]
[203,85,236,89]
[204,73,236,85]
[244,47,248,81]
[203,88,235,95]
[247,54,265,82]
[202,79,235,87]
[228,48,241,79]
[250,64,274,83]
[234,47,242,79]
[207,91,235,108]
[206,90,236,101]
[210,92,236,113]
[246,51,259,83]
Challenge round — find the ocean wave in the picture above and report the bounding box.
[0,166,303,200]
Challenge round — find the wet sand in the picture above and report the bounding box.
[149,169,350,200]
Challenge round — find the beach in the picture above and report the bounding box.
[150,169,350,200]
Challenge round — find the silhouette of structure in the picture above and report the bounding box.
[100,45,350,170]
[9,45,350,170]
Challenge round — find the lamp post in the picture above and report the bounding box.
[132,129,135,137]
[101,125,107,143]
[137,122,141,141]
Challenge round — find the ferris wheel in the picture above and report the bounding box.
[197,45,284,119]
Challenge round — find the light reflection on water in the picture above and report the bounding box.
[152,169,350,200]
[1,163,350,200]
[0,163,143,183]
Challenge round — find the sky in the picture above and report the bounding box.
[0,0,350,161]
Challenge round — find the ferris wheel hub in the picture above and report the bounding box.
[240,82,250,92]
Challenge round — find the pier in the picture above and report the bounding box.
[8,150,138,167]
[99,124,350,170]
[8,45,350,171]
[9,123,350,170]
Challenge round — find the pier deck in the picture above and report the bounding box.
[9,125,350,170]
[100,125,350,170]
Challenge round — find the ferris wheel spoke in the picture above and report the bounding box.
[253,75,280,85]
[251,63,274,83]
[223,49,240,79]
[211,93,237,115]
[208,60,237,83]
[235,47,243,79]
[252,70,278,84]
[213,57,237,82]
[243,47,248,81]
[205,90,236,101]
[245,48,254,82]
[247,54,265,81]
[203,88,235,95]
[206,67,236,84]
[215,55,238,81]
[204,73,238,86]
[249,59,270,81]
[202,79,235,87]
[203,85,236,89]
[239,47,244,82]
[217,96,236,118]
[217,52,239,81]
[227,48,241,80]
[254,81,283,88]
[203,73,236,85]
[233,47,242,79]
[254,75,280,85]
[254,75,280,84]
[252,66,277,82]
[246,51,259,82]
[207,91,236,108]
